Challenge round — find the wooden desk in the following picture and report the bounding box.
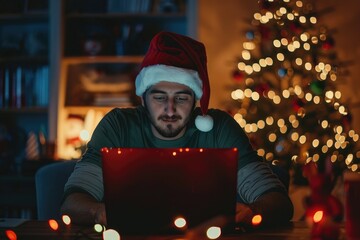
[0,220,348,240]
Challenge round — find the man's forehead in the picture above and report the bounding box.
[148,81,194,93]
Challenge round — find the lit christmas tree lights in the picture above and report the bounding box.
[228,0,360,176]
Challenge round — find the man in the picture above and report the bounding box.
[60,31,293,228]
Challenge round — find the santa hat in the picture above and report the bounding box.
[135,31,213,132]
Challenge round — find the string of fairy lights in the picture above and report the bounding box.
[230,0,360,172]
[4,214,264,239]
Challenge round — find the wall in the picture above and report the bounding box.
[198,0,360,134]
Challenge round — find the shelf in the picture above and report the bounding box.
[0,56,48,65]
[62,106,115,115]
[0,1,50,168]
[65,12,186,20]
[62,55,143,64]
[63,1,189,58]
[0,13,48,22]
[0,107,47,114]
[0,8,49,62]
[61,57,141,108]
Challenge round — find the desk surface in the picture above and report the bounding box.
[0,220,347,240]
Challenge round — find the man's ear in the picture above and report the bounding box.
[140,96,145,107]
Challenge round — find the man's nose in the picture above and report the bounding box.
[165,99,176,116]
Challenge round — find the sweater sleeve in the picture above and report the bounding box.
[62,108,125,201]
[237,161,286,203]
[63,161,104,201]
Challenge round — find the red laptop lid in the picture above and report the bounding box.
[101,147,238,235]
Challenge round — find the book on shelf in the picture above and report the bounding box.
[107,0,152,13]
[0,65,49,109]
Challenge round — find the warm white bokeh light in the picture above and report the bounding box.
[206,226,222,239]
[62,215,71,225]
[103,229,120,240]
[174,217,187,229]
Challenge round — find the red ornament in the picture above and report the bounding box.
[259,25,272,41]
[255,83,270,95]
[289,22,302,35]
[292,98,305,112]
[280,29,289,38]
[232,70,244,82]
[322,37,335,50]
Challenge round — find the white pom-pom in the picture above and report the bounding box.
[195,115,214,132]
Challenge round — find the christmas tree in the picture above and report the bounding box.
[228,0,360,179]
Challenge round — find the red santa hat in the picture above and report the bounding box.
[135,31,213,132]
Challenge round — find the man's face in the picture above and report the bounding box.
[142,81,196,140]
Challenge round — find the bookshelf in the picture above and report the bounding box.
[0,1,49,111]
[0,0,50,175]
[53,0,198,159]
[0,0,50,219]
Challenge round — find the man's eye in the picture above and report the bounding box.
[175,96,189,102]
[153,95,166,101]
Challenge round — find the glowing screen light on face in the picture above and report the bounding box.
[206,226,221,239]
[48,219,59,231]
[5,230,17,240]
[103,229,120,240]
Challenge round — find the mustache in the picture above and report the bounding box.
[158,115,182,121]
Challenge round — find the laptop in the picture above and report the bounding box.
[101,147,238,235]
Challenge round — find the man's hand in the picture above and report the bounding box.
[237,192,294,227]
[94,203,107,225]
[235,203,255,225]
[60,193,107,226]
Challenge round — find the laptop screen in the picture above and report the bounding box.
[101,147,238,235]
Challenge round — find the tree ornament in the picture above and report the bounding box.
[278,68,287,77]
[322,37,335,50]
[280,29,289,38]
[232,69,244,82]
[259,25,272,41]
[297,107,306,118]
[246,30,255,40]
[275,138,291,156]
[292,98,305,112]
[255,82,270,95]
[289,22,302,34]
[310,80,326,95]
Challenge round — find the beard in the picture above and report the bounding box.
[143,108,192,139]
[151,114,189,138]
[142,96,195,139]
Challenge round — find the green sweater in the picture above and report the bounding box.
[64,106,286,203]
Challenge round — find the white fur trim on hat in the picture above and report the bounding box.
[135,64,203,98]
[195,114,214,132]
